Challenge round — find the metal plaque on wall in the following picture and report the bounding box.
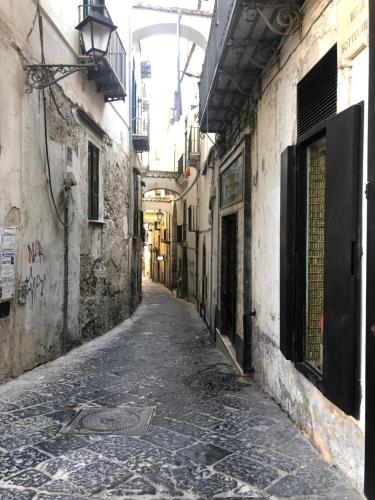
[220,153,244,208]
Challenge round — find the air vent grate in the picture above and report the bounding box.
[297,45,337,137]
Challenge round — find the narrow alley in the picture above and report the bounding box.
[0,281,362,499]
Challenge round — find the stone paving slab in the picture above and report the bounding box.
[0,280,365,499]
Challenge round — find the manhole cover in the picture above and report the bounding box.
[65,407,154,436]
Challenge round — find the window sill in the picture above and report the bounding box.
[88,219,106,227]
[296,362,323,392]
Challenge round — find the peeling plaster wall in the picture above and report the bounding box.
[248,0,367,491]
[0,0,137,382]
[78,140,131,344]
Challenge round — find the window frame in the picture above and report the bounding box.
[281,104,363,417]
[88,141,100,221]
[295,122,327,388]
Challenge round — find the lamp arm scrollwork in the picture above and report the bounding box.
[24,63,99,93]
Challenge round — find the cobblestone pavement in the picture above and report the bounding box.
[0,281,364,499]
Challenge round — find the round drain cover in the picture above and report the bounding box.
[79,408,141,432]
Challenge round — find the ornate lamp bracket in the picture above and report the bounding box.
[243,3,301,36]
[24,62,100,93]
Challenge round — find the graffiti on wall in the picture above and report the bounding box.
[25,241,47,305]
[28,241,46,265]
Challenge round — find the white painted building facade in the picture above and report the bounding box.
[172,0,371,494]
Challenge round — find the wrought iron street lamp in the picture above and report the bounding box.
[156,209,163,222]
[77,11,116,58]
[24,11,117,93]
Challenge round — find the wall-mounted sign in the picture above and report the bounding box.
[1,253,15,279]
[0,253,16,301]
[220,153,244,209]
[0,227,16,302]
[1,227,16,250]
[338,0,368,64]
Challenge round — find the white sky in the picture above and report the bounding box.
[131,1,213,169]
[141,35,191,167]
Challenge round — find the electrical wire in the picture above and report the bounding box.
[173,168,200,202]
[49,86,75,122]
[38,9,73,228]
[42,89,70,227]
[26,0,40,40]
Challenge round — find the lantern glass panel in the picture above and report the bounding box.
[92,21,112,55]
[81,19,112,56]
[80,21,94,54]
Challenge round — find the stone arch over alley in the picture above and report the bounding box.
[133,23,207,50]
[142,171,184,197]
[131,4,211,51]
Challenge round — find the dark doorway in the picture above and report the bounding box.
[221,213,237,344]
[172,204,178,288]
[366,1,375,497]
[201,240,207,319]
[182,248,188,300]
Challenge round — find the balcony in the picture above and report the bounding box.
[199,0,303,133]
[79,4,126,102]
[132,99,150,152]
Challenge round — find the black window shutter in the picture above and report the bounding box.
[280,146,297,360]
[324,103,362,416]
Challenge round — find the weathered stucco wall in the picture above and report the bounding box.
[78,139,131,343]
[0,0,139,382]
[248,0,367,491]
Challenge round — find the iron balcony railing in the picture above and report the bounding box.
[132,98,150,152]
[78,3,126,96]
[199,0,236,128]
[133,100,150,136]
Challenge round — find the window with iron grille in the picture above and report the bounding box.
[88,142,99,220]
[280,45,363,417]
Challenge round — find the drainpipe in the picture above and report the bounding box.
[62,174,76,353]
[63,197,69,354]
